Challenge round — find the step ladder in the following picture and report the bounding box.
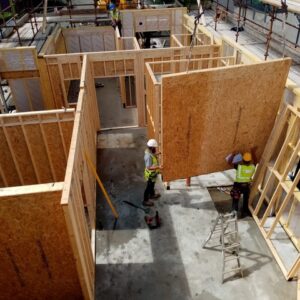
[202,211,243,283]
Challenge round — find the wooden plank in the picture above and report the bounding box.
[0,70,40,79]
[43,115,74,181]
[161,58,291,181]
[46,63,67,109]
[37,57,56,109]
[0,183,83,299]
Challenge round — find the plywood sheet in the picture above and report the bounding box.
[0,184,82,299]
[161,58,291,181]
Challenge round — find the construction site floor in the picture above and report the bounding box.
[95,128,296,300]
[95,78,138,129]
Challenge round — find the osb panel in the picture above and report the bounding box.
[38,58,56,109]
[42,122,68,181]
[24,124,53,182]
[0,113,74,188]
[47,64,65,108]
[0,128,20,186]
[5,126,37,184]
[0,189,83,299]
[55,32,67,54]
[161,59,291,181]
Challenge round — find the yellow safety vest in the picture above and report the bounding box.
[110,9,120,21]
[144,149,159,182]
[235,164,255,183]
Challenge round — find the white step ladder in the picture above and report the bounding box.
[202,212,243,283]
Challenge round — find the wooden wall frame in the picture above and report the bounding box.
[61,54,100,299]
[121,7,186,37]
[44,44,221,126]
[171,33,212,47]
[0,109,74,187]
[249,104,300,280]
[0,54,99,299]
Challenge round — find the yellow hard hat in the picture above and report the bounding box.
[243,152,252,162]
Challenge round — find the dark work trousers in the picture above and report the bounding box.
[112,21,122,36]
[144,180,155,202]
[232,182,250,214]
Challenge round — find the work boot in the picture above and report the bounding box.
[142,200,154,207]
[150,193,161,200]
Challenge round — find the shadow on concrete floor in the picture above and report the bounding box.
[95,128,192,300]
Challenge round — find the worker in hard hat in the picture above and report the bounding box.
[143,139,162,207]
[229,152,256,218]
[109,3,122,36]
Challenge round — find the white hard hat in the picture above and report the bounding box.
[147,139,158,147]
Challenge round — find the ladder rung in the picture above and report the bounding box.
[224,243,240,250]
[273,170,282,181]
[223,212,236,217]
[223,268,242,274]
[224,256,240,262]
[224,230,238,236]
[213,227,223,231]
[224,219,236,224]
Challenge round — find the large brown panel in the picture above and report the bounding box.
[161,59,291,181]
[0,185,82,299]
[0,110,74,188]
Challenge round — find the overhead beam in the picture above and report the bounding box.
[0,70,40,80]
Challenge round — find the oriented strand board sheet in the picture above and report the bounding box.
[0,184,82,299]
[161,58,291,181]
[0,110,74,187]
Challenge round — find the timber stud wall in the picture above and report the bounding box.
[0,55,99,299]
[0,109,74,187]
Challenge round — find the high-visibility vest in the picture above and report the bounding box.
[235,164,255,183]
[110,9,120,21]
[144,149,159,182]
